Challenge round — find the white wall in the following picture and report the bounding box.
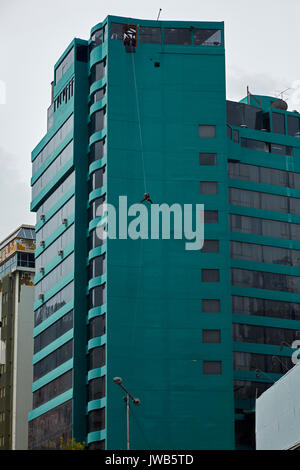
[256,362,300,450]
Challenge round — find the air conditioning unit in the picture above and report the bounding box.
[40,241,45,248]
[62,218,68,226]
[40,214,46,221]
[39,267,45,274]
[58,250,64,257]
[38,294,44,301]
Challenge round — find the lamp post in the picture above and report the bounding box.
[113,377,140,450]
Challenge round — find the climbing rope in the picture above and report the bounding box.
[131,52,148,196]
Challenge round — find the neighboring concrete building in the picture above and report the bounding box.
[0,225,35,450]
[256,361,300,450]
[29,15,300,450]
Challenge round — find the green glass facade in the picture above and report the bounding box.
[29,15,300,450]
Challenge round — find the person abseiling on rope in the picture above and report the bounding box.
[140,193,153,204]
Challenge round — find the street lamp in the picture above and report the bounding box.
[113,377,141,450]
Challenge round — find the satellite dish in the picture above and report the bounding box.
[271,99,288,111]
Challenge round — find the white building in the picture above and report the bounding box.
[256,361,300,450]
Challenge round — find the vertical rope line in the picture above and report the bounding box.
[131,52,147,194]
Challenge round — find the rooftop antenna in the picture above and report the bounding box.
[275,87,291,101]
[157,8,162,21]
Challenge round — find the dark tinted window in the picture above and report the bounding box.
[76,45,88,62]
[89,108,106,135]
[28,400,72,450]
[90,86,106,107]
[89,314,106,339]
[272,112,285,134]
[34,310,73,354]
[34,282,74,327]
[199,125,216,137]
[231,240,300,267]
[89,226,106,251]
[232,295,300,321]
[89,166,106,192]
[231,268,300,294]
[33,370,72,409]
[199,153,217,166]
[287,115,300,137]
[241,137,268,152]
[139,27,161,43]
[194,29,221,46]
[200,181,218,194]
[202,240,219,253]
[233,351,293,373]
[89,254,106,279]
[226,101,262,130]
[89,345,106,370]
[89,284,106,308]
[88,376,106,401]
[33,340,73,381]
[234,380,272,399]
[89,139,106,163]
[164,28,191,45]
[202,269,219,282]
[204,210,218,223]
[110,23,123,40]
[203,361,222,374]
[90,58,106,84]
[202,330,221,343]
[88,408,105,432]
[89,195,106,220]
[202,299,220,313]
[233,323,300,346]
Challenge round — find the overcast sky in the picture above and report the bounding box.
[0,0,300,241]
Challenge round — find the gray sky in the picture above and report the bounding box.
[0,0,300,241]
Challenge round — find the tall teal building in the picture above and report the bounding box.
[29,15,300,450]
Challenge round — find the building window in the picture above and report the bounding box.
[139,27,161,43]
[88,376,106,401]
[287,115,300,137]
[89,166,106,192]
[89,283,106,309]
[199,153,217,166]
[89,139,106,163]
[202,299,220,313]
[90,58,106,85]
[33,370,72,409]
[272,112,285,135]
[89,107,106,135]
[202,240,219,253]
[55,48,74,84]
[204,210,218,224]
[89,195,106,221]
[88,440,106,450]
[202,269,220,282]
[164,28,191,45]
[232,295,300,321]
[90,27,105,51]
[194,29,221,46]
[89,314,106,339]
[199,125,216,138]
[231,268,300,294]
[89,226,106,251]
[89,345,106,370]
[90,86,106,108]
[203,360,222,374]
[110,23,124,40]
[88,408,105,432]
[34,310,73,354]
[200,181,218,194]
[203,330,221,343]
